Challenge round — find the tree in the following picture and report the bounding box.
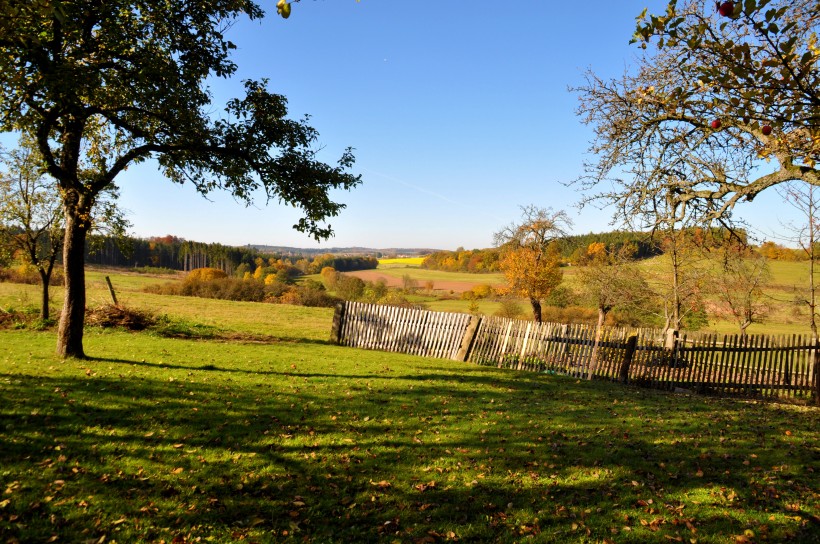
[576,244,650,379]
[652,227,711,334]
[0,134,129,320]
[712,244,771,336]
[777,181,820,337]
[0,135,62,320]
[575,0,820,229]
[494,206,571,323]
[0,0,360,358]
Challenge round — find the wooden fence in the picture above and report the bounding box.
[330,302,820,403]
[331,301,478,361]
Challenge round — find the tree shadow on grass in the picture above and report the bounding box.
[1,362,818,543]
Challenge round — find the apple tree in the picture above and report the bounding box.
[574,0,820,228]
[0,0,361,358]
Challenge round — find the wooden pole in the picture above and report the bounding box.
[619,334,638,384]
[330,301,345,344]
[456,315,482,362]
[105,276,118,306]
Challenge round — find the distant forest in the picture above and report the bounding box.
[84,235,378,275]
[422,231,662,273]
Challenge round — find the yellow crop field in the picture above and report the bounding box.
[378,256,426,267]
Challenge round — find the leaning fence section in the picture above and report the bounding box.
[333,301,473,361]
[331,303,819,402]
[467,318,818,401]
[633,332,818,399]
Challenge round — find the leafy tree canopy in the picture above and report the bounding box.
[575,0,820,229]
[0,0,360,239]
[0,0,360,357]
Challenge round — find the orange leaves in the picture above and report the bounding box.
[370,480,392,490]
[413,481,436,493]
[498,245,563,301]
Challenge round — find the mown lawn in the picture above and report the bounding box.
[1,295,818,543]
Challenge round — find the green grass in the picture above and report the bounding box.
[1,290,818,543]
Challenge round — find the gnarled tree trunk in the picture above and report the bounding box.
[56,203,90,359]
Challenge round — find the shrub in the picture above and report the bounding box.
[186,267,227,282]
[495,299,525,319]
[268,281,338,307]
[401,274,418,293]
[378,291,422,308]
[132,266,177,275]
[335,274,366,301]
[0,265,63,286]
[362,279,388,302]
[320,266,338,288]
[542,305,597,324]
[544,285,573,308]
[462,284,495,300]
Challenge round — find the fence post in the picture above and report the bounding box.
[619,334,638,384]
[456,315,482,362]
[664,329,679,350]
[330,302,346,345]
[814,338,820,406]
[105,276,119,306]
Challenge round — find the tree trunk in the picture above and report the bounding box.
[56,212,89,359]
[530,297,542,324]
[38,269,50,321]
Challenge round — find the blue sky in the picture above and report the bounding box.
[83,2,805,249]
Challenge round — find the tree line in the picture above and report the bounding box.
[420,229,740,273]
[81,234,379,275]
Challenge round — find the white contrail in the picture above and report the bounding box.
[361,167,507,224]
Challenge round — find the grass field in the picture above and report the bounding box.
[373,256,818,336]
[1,272,818,543]
[363,266,505,287]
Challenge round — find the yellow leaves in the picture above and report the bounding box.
[4,481,21,495]
[733,529,756,543]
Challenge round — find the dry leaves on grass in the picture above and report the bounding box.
[85,304,155,330]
